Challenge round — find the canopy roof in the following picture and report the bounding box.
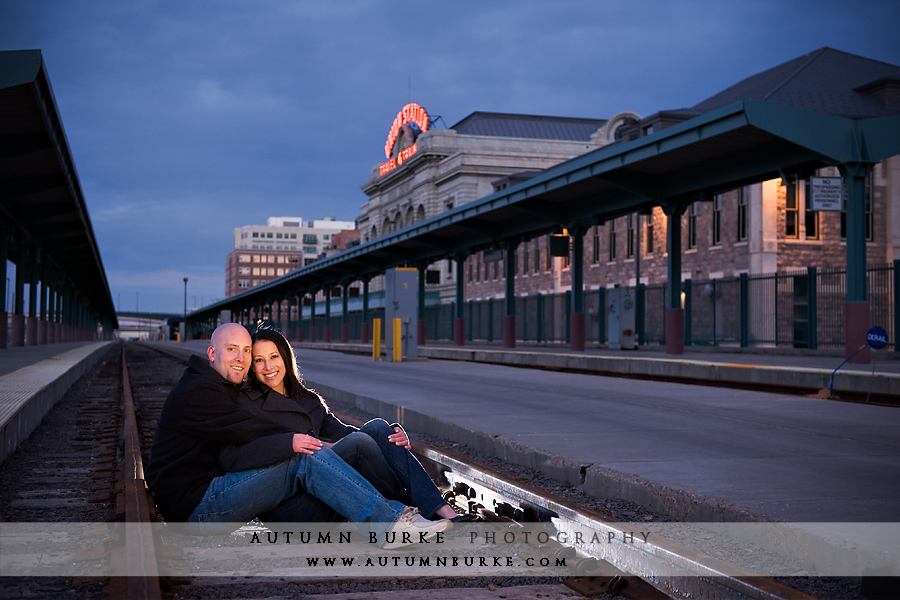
[0,49,117,327]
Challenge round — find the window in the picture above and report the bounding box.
[592,225,600,263]
[785,180,799,238]
[238,254,251,262]
[712,194,723,246]
[690,203,700,248]
[785,179,819,240]
[266,232,273,238]
[737,187,748,242]
[252,232,259,238]
[545,236,552,271]
[276,233,283,239]
[303,234,318,244]
[608,220,617,260]
[646,212,654,254]
[804,196,819,240]
[238,267,251,275]
[290,233,297,239]
[533,239,540,274]
[626,214,636,258]
[303,246,317,254]
[522,243,529,274]
[238,280,250,289]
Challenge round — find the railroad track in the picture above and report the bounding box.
[0,342,828,599]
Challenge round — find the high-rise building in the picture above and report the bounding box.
[225,216,355,297]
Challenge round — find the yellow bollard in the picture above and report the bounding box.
[393,318,402,362]
[372,318,381,360]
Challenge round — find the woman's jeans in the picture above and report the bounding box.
[353,418,448,518]
[262,419,449,523]
[184,441,406,535]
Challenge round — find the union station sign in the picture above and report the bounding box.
[379,103,429,176]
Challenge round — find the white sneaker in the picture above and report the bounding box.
[382,507,451,549]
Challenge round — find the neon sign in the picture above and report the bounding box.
[379,103,429,176]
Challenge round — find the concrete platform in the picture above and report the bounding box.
[0,341,117,465]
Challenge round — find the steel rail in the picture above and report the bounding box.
[414,444,818,600]
[114,344,163,600]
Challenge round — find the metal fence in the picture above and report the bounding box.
[290,260,898,352]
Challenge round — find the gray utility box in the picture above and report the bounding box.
[608,286,636,350]
[384,267,418,361]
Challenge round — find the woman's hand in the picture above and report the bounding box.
[292,433,323,454]
[388,427,411,449]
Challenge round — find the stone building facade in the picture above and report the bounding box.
[357,49,899,315]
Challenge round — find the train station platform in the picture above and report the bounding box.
[0,341,117,464]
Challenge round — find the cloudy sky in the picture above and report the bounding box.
[1,1,898,314]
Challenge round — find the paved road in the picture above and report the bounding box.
[286,346,900,523]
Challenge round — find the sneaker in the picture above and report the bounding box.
[382,507,451,549]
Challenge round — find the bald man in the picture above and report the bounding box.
[146,323,449,544]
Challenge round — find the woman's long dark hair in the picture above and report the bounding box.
[250,328,326,406]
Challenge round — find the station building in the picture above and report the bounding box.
[359,48,899,329]
[225,216,355,297]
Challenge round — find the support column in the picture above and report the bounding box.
[454,255,467,346]
[39,260,49,344]
[324,287,332,343]
[569,227,587,351]
[26,247,39,345]
[840,161,874,363]
[663,204,687,355]
[502,241,519,348]
[11,244,27,346]
[341,282,350,343]
[0,230,7,349]
[309,290,317,343]
[417,265,427,346]
[360,278,370,344]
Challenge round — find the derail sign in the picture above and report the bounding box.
[379,103,429,176]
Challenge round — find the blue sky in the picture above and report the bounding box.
[1,0,898,313]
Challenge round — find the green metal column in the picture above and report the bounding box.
[417,265,427,346]
[569,227,586,351]
[341,282,350,343]
[454,255,466,346]
[502,241,518,348]
[663,203,686,355]
[839,161,874,362]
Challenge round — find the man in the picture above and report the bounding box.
[145,323,449,546]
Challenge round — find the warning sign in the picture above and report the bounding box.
[810,177,843,211]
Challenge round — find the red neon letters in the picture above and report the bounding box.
[379,103,429,176]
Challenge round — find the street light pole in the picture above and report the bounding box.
[183,277,188,342]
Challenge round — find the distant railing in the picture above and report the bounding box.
[291,260,898,352]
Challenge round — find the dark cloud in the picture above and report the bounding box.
[1,0,897,312]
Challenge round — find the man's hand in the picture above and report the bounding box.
[388,427,411,449]
[292,433,323,454]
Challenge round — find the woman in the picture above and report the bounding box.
[219,327,464,523]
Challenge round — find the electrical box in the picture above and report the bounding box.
[384,267,418,361]
[607,287,636,350]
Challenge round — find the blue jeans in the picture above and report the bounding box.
[185,443,406,535]
[262,419,449,522]
[354,419,448,518]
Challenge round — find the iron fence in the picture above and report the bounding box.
[289,260,897,352]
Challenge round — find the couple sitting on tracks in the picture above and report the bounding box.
[145,323,467,549]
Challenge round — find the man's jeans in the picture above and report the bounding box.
[262,419,449,523]
[185,442,406,535]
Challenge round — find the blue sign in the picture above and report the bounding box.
[866,326,888,350]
